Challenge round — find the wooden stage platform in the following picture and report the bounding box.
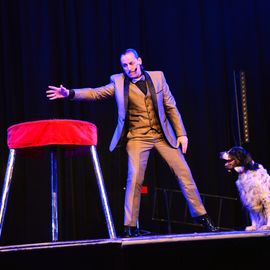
[0,230,269,269]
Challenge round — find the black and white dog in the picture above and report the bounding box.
[220,146,270,231]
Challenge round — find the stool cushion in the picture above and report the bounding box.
[7,119,97,149]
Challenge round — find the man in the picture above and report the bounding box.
[46,48,218,237]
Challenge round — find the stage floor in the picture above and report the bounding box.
[1,230,269,269]
[1,229,270,252]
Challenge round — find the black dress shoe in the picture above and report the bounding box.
[122,226,140,238]
[194,214,219,232]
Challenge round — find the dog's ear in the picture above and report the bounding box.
[243,152,253,166]
[230,147,252,167]
[237,148,257,170]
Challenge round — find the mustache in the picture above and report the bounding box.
[128,67,137,74]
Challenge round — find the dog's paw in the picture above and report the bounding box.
[258,225,270,230]
[245,225,256,231]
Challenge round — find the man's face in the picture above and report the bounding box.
[120,52,142,79]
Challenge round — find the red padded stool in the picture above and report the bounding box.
[0,119,116,240]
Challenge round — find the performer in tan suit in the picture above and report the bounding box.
[47,48,218,236]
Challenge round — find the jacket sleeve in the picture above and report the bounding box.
[71,82,115,101]
[161,72,187,137]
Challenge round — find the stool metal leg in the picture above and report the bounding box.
[0,149,16,238]
[50,148,58,241]
[90,146,116,239]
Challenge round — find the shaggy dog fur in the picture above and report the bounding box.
[220,146,270,231]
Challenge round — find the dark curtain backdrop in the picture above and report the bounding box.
[0,0,270,244]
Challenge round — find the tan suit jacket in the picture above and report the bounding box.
[72,71,187,151]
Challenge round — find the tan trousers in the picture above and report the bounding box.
[124,137,207,226]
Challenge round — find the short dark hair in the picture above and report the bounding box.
[120,48,139,59]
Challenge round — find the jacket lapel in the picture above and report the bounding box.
[144,71,158,114]
[124,75,130,113]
